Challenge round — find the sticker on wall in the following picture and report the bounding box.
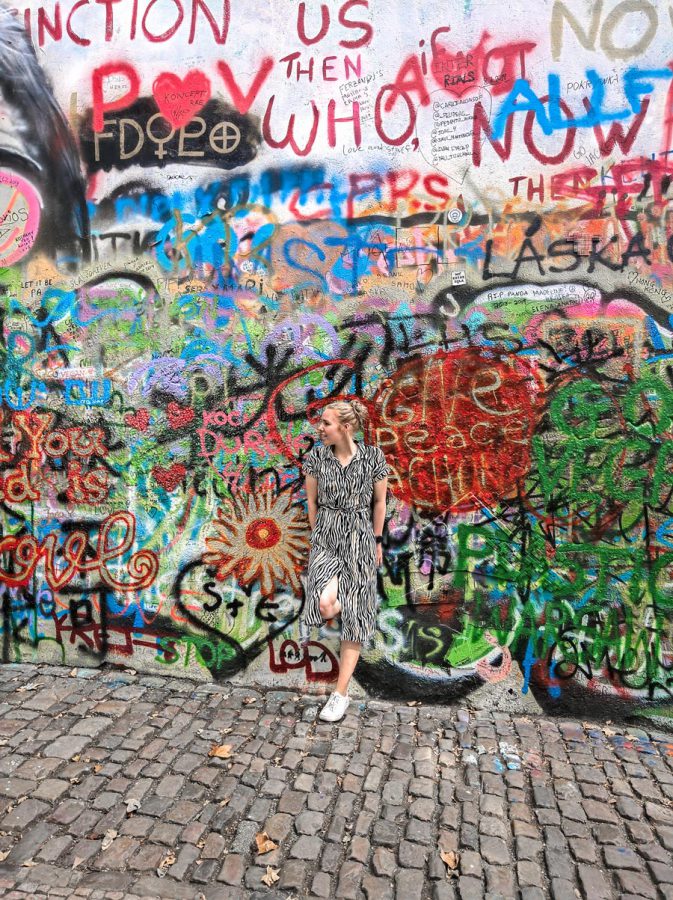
[0,170,41,266]
[451,270,466,285]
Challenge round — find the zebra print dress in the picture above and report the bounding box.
[302,442,389,643]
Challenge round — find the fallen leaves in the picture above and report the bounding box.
[406,700,421,707]
[101,829,117,851]
[208,744,233,759]
[21,859,37,867]
[440,849,459,874]
[255,832,278,854]
[242,696,257,705]
[157,851,176,877]
[261,865,280,886]
[0,850,9,862]
[219,798,230,807]
[126,798,141,815]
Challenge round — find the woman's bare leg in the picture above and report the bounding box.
[319,575,341,619]
[318,576,360,696]
[336,640,361,695]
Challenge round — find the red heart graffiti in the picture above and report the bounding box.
[124,409,150,432]
[152,70,211,129]
[152,464,187,491]
[431,32,488,98]
[167,402,195,429]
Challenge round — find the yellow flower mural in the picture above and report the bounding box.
[203,488,310,597]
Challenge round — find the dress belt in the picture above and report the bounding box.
[319,505,369,513]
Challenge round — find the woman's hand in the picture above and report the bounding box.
[376,543,383,567]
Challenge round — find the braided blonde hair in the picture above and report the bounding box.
[324,399,368,433]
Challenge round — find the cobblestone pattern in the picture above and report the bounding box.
[0,664,672,899]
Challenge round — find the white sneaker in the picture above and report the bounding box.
[318,691,350,722]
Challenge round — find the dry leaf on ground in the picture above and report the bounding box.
[101,829,117,850]
[440,849,459,871]
[0,851,9,862]
[208,744,233,759]
[242,697,257,705]
[219,798,230,807]
[126,798,141,814]
[21,859,37,867]
[255,832,279,854]
[261,866,280,886]
[157,851,176,877]
[406,700,421,706]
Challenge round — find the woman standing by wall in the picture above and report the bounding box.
[302,400,389,722]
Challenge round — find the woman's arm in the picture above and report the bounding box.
[372,477,387,565]
[305,474,318,531]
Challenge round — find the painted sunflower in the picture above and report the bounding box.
[203,487,310,596]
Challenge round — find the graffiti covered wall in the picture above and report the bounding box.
[2,0,673,714]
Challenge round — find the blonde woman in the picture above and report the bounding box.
[302,400,389,722]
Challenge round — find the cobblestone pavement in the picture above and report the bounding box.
[0,665,672,900]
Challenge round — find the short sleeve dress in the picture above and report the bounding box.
[301,442,389,643]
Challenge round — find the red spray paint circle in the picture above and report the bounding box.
[369,347,542,516]
[246,517,282,550]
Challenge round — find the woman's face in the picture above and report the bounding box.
[317,408,348,445]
